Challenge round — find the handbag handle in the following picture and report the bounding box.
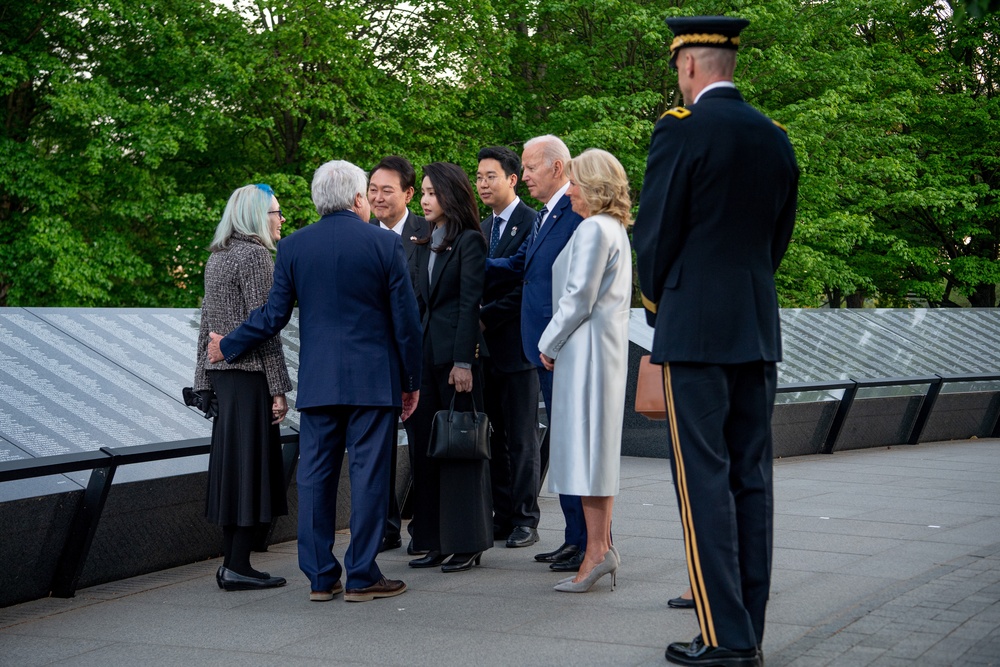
[447,392,480,425]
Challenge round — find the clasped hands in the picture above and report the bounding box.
[539,352,555,371]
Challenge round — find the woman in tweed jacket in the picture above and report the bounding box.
[194,184,292,591]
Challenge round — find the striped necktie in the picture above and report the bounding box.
[531,206,548,241]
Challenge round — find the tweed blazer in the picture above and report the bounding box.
[194,233,292,396]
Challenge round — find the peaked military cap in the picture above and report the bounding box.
[665,16,750,69]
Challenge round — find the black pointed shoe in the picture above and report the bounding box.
[408,550,448,568]
[668,595,696,609]
[665,635,761,667]
[440,552,483,572]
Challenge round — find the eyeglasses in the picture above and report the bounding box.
[268,209,284,218]
[475,174,503,185]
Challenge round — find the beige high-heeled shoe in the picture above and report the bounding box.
[553,550,618,592]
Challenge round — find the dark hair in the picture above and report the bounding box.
[420,162,484,253]
[370,155,416,191]
[477,146,521,179]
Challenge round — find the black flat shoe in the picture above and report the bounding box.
[218,567,286,592]
[668,595,696,609]
[534,542,580,563]
[408,550,448,568]
[665,635,761,667]
[440,552,482,573]
[550,549,586,572]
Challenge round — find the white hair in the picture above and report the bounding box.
[311,160,368,216]
[210,184,275,252]
[524,134,571,166]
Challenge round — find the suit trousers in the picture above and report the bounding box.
[484,359,541,530]
[297,405,395,591]
[662,361,776,650]
[537,367,586,549]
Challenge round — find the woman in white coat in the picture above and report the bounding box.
[538,148,632,592]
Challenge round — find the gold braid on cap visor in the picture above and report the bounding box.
[669,34,740,54]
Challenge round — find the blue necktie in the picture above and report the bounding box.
[489,216,503,257]
[532,206,548,242]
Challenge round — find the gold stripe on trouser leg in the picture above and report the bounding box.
[663,363,717,646]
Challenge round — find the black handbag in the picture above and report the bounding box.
[427,394,491,460]
[182,386,219,420]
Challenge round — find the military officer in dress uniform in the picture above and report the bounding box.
[632,16,799,667]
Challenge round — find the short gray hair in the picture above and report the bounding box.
[311,160,368,216]
[524,135,571,167]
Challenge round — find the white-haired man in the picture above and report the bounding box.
[209,160,422,602]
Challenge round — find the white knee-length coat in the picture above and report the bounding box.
[538,213,632,497]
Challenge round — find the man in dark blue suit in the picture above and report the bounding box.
[487,134,587,572]
[476,146,541,548]
[634,16,798,667]
[367,155,429,554]
[208,160,422,603]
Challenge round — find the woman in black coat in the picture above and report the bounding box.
[405,162,492,572]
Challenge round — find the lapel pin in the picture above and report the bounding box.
[510,226,518,236]
[409,236,418,242]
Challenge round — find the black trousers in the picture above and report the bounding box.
[483,359,541,531]
[662,360,776,650]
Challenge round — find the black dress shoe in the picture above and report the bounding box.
[216,565,224,589]
[218,567,286,592]
[440,552,482,572]
[665,635,761,667]
[534,542,580,563]
[380,534,402,552]
[668,595,696,609]
[550,549,586,572]
[506,526,539,548]
[408,550,448,568]
[407,539,428,556]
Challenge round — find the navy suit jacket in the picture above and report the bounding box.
[633,87,799,365]
[487,193,583,367]
[220,210,422,409]
[481,201,535,373]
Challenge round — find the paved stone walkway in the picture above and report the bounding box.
[1,439,998,666]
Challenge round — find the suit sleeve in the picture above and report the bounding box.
[388,237,422,392]
[537,220,610,358]
[485,234,527,279]
[220,241,297,363]
[633,117,691,326]
[240,245,293,396]
[454,231,486,364]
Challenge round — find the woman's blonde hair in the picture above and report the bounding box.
[209,184,276,252]
[566,149,631,226]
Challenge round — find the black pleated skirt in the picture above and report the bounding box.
[205,370,288,526]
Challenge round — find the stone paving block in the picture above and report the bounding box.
[0,634,115,667]
[826,644,885,667]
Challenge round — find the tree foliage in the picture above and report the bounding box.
[2,0,998,308]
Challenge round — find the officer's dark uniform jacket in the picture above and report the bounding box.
[634,86,799,366]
